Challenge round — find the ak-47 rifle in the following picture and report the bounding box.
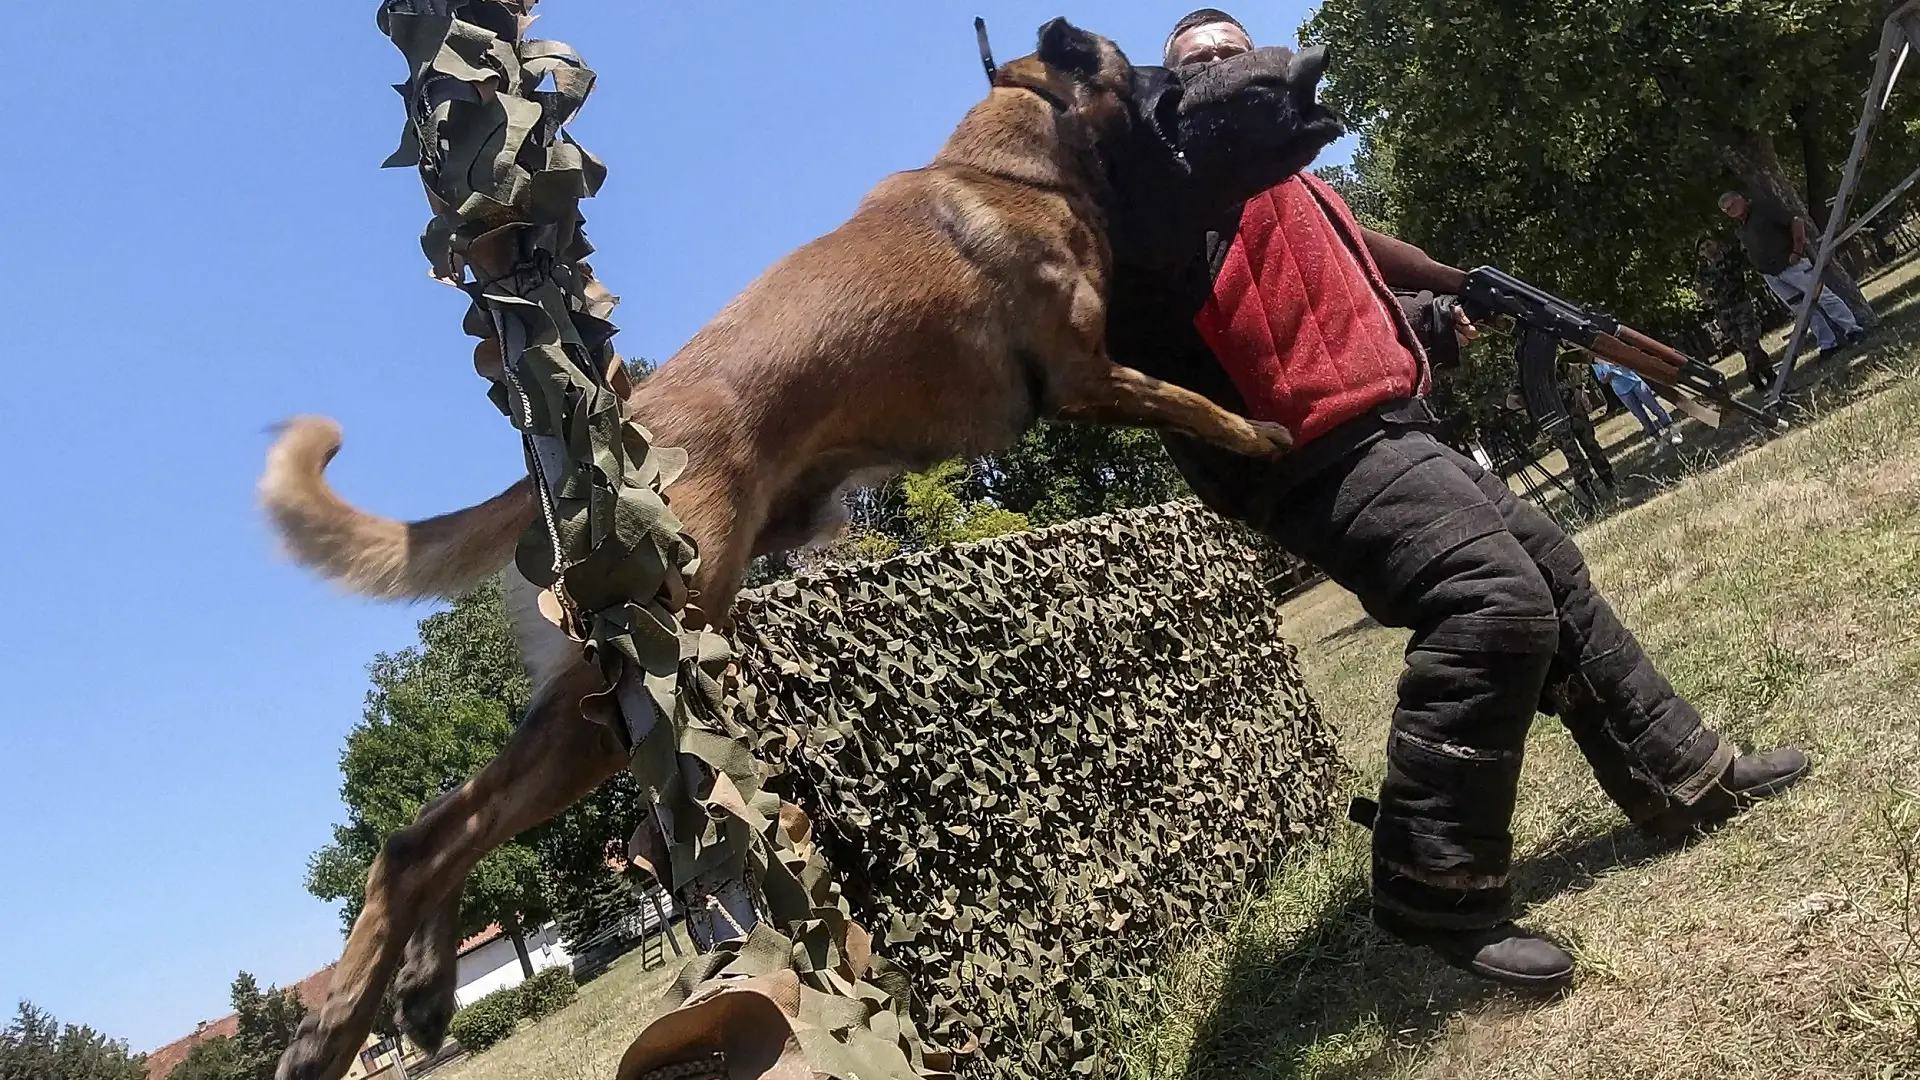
[1459,267,1787,499]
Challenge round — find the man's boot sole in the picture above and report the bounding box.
[1460,956,1575,992]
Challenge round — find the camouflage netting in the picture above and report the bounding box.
[729,500,1341,1078]
[374,3,1338,1075]
[375,3,951,1076]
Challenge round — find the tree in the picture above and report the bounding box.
[163,975,304,1080]
[549,863,646,949]
[967,424,1185,528]
[228,975,304,1080]
[1313,162,1392,233]
[740,421,1194,584]
[899,461,1031,547]
[750,459,1029,581]
[308,579,651,971]
[0,1002,145,1080]
[163,1038,241,1080]
[1299,0,1890,328]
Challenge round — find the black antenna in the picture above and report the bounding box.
[975,17,997,84]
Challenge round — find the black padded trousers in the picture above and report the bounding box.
[1244,428,1735,931]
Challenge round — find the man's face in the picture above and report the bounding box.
[1168,20,1253,67]
[1699,239,1720,259]
[1721,195,1748,220]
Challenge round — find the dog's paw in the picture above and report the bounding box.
[1227,418,1294,458]
[395,981,456,1053]
[274,1015,346,1080]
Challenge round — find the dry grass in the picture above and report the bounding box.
[1109,271,1920,1079]
[425,948,683,1080]
[434,270,1920,1080]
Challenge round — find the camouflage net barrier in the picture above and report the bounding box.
[374,3,950,1077]
[730,500,1341,1078]
[372,3,1337,1075]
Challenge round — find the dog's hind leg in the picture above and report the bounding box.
[277,662,629,1080]
[281,469,759,1080]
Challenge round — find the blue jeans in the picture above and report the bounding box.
[1765,257,1862,350]
[1617,382,1671,436]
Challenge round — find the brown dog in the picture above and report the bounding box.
[262,20,1290,1080]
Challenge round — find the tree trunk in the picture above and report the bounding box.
[1789,103,1880,279]
[1793,98,1838,227]
[1722,128,1880,326]
[502,911,536,979]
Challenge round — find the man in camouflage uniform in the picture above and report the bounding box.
[1695,237,1778,394]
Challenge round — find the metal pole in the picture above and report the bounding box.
[1836,160,1920,247]
[1770,16,1904,405]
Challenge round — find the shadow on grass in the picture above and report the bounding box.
[1509,821,1672,909]
[1175,820,1675,1080]
[1318,613,1384,647]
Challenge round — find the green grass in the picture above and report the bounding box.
[1109,270,1920,1079]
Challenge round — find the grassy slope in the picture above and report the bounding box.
[438,270,1920,1080]
[425,948,682,1080]
[1113,275,1920,1079]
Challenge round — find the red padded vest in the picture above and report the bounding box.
[1193,173,1429,447]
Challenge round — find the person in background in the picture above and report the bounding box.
[1591,359,1682,446]
[1503,370,1617,497]
[1695,237,1779,394]
[1719,191,1867,360]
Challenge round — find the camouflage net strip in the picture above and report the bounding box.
[732,501,1340,1078]
[374,3,947,1076]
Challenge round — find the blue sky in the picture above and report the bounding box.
[0,1,1348,1053]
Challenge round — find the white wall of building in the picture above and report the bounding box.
[452,923,573,1008]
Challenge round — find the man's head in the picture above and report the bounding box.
[1719,192,1750,220]
[1165,8,1253,67]
[1698,237,1722,259]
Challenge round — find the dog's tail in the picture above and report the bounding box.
[260,416,537,601]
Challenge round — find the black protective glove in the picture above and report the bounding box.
[1396,291,1464,370]
[1171,45,1346,205]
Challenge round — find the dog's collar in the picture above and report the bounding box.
[993,74,1073,114]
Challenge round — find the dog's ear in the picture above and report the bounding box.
[1037,17,1102,79]
[1288,45,1329,106]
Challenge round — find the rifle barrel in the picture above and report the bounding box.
[1614,325,1694,371]
[1588,333,1681,381]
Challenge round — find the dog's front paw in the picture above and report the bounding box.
[1234,418,1295,457]
[396,979,456,1053]
[275,1015,352,1080]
